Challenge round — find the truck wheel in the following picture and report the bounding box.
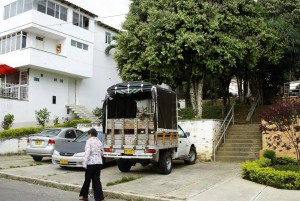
[117,159,132,172]
[32,156,43,162]
[159,151,172,175]
[184,147,197,165]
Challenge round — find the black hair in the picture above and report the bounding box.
[88,128,98,137]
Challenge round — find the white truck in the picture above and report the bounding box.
[102,81,197,174]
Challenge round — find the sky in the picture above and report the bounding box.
[68,0,131,30]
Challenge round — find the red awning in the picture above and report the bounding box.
[0,64,18,75]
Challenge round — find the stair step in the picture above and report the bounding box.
[225,139,262,143]
[218,147,261,152]
[226,134,261,139]
[216,151,259,157]
[219,142,261,147]
[216,156,258,162]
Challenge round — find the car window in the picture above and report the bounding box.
[76,130,84,137]
[97,131,105,143]
[65,130,76,139]
[178,126,186,138]
[40,129,61,136]
[75,132,88,142]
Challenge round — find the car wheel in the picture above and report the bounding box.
[184,147,197,165]
[32,156,43,162]
[159,151,172,175]
[117,159,132,172]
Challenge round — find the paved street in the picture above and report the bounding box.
[0,154,300,201]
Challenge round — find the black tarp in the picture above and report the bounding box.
[102,81,177,132]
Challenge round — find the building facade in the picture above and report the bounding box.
[0,0,121,128]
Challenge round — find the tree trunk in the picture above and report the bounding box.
[190,77,204,119]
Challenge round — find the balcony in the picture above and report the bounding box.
[0,83,28,100]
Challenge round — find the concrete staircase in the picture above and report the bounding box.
[215,124,262,162]
[66,104,100,123]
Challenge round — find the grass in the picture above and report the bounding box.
[106,175,142,186]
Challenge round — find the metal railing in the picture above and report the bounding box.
[213,105,234,161]
[0,83,28,100]
[246,94,260,123]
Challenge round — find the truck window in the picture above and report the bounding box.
[178,126,186,138]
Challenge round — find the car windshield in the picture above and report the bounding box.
[75,131,104,143]
[39,129,61,136]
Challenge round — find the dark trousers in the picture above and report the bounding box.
[79,164,104,201]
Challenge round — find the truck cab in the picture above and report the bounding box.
[102,81,196,174]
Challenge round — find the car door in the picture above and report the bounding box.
[75,129,84,137]
[176,126,191,158]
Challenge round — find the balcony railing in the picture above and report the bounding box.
[0,83,28,100]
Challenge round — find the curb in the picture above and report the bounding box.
[0,172,178,201]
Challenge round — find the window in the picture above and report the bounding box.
[73,12,89,30]
[10,2,17,18]
[60,6,67,21]
[17,0,23,14]
[34,77,39,82]
[0,31,27,55]
[37,0,46,13]
[24,0,33,12]
[47,1,55,17]
[71,39,88,51]
[52,96,56,104]
[4,5,10,19]
[105,32,112,44]
[21,32,27,48]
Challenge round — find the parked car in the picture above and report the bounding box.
[26,128,84,161]
[52,130,113,168]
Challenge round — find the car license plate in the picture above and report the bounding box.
[60,159,68,165]
[124,148,134,155]
[35,141,42,145]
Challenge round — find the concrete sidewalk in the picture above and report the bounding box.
[0,155,299,201]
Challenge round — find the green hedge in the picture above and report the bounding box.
[241,158,300,190]
[0,119,91,139]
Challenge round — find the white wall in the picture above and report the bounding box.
[179,120,221,160]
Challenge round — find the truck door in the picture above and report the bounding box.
[177,126,191,157]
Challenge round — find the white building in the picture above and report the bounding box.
[0,0,121,128]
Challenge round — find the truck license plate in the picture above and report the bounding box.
[124,148,134,155]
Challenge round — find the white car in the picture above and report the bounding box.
[52,131,113,168]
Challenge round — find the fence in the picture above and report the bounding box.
[0,83,28,100]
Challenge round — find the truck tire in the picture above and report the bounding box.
[117,159,132,172]
[159,151,172,175]
[32,156,43,162]
[184,147,197,165]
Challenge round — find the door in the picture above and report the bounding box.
[176,126,191,157]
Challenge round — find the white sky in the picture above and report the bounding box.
[68,0,131,30]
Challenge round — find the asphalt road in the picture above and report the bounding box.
[0,178,124,201]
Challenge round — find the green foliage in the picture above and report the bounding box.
[0,127,43,139]
[263,150,277,165]
[35,108,50,127]
[178,108,195,120]
[202,105,223,119]
[241,158,300,190]
[276,157,298,166]
[53,119,91,128]
[92,107,102,117]
[53,116,59,125]
[1,114,15,130]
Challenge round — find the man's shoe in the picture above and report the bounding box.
[79,196,88,200]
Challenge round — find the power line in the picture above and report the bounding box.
[97,13,127,19]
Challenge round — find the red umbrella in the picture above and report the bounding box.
[0,64,18,75]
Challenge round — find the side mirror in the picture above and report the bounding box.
[185,132,190,137]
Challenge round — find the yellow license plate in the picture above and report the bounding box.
[60,159,68,165]
[35,141,42,145]
[124,148,134,155]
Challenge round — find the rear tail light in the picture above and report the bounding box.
[146,149,156,153]
[48,139,55,145]
[104,148,112,152]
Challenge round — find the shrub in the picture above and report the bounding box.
[1,114,14,130]
[178,108,195,119]
[276,157,298,166]
[53,119,91,128]
[35,108,50,127]
[263,150,276,165]
[0,127,43,139]
[241,158,300,190]
[92,107,102,117]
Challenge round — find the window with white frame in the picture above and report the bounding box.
[3,0,67,21]
[105,32,112,44]
[0,31,27,55]
[73,11,89,30]
[71,39,88,51]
